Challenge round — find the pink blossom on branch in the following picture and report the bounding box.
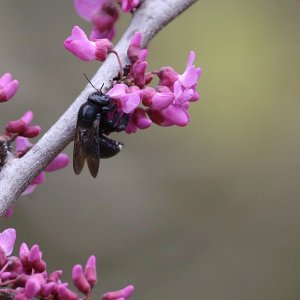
[64,26,113,61]
[5,110,42,138]
[73,0,140,41]
[104,32,201,132]
[0,73,19,102]
[102,285,134,300]
[0,228,134,300]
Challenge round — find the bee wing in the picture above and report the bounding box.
[84,115,100,178]
[73,123,86,175]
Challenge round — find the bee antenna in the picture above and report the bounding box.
[100,83,105,94]
[83,73,101,93]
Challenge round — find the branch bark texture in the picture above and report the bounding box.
[0,0,198,216]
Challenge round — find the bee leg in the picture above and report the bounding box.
[102,110,120,133]
[115,113,129,132]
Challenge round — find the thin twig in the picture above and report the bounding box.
[0,0,198,216]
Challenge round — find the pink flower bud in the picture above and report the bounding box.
[6,111,33,132]
[127,32,142,63]
[22,125,42,138]
[121,0,140,13]
[57,284,79,300]
[72,264,91,294]
[48,270,63,282]
[41,282,56,297]
[1,272,12,281]
[15,137,33,157]
[44,153,69,172]
[132,61,147,87]
[25,276,42,297]
[28,245,41,263]
[95,39,113,61]
[157,66,178,87]
[28,245,46,273]
[0,73,19,102]
[84,255,97,287]
[102,285,134,300]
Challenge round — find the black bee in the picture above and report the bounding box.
[73,85,129,178]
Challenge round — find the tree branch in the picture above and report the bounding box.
[0,0,198,216]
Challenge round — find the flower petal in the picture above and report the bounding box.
[44,153,69,172]
[74,0,104,21]
[0,228,16,256]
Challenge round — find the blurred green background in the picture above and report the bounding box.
[1,0,300,299]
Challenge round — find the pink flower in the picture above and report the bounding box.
[5,111,41,138]
[125,107,152,134]
[127,31,142,63]
[107,83,141,113]
[74,0,119,41]
[64,26,113,61]
[0,73,19,102]
[157,66,178,88]
[84,255,97,287]
[148,81,194,127]
[142,86,175,110]
[102,285,134,300]
[178,51,202,90]
[44,153,69,172]
[0,228,16,256]
[74,0,105,21]
[72,264,91,294]
[121,0,140,12]
[25,275,43,298]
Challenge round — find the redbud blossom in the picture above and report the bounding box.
[74,0,139,40]
[121,0,140,12]
[72,264,91,294]
[102,285,134,300]
[107,83,141,113]
[127,31,142,63]
[25,275,42,297]
[0,228,16,256]
[84,255,97,287]
[125,107,151,134]
[64,26,112,61]
[5,111,41,138]
[0,228,135,300]
[0,73,19,102]
[44,153,69,172]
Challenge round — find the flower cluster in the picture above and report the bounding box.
[0,73,69,216]
[74,0,140,41]
[64,29,201,133]
[0,228,134,300]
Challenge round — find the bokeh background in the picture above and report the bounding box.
[1,0,300,299]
